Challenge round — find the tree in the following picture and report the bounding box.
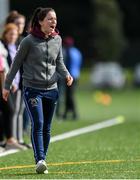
[93,0,126,61]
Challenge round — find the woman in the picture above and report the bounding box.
[0,24,26,150]
[5,10,26,45]
[2,7,73,174]
[5,11,29,146]
[1,23,26,149]
[1,23,20,93]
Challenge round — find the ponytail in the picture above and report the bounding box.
[30,7,42,29]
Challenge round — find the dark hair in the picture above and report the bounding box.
[30,7,55,29]
[5,10,25,24]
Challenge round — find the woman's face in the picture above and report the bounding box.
[14,17,25,34]
[39,11,57,36]
[5,29,19,44]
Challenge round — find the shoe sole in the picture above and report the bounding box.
[36,163,47,174]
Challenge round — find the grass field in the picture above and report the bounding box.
[0,69,140,179]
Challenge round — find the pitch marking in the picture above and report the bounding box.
[0,159,140,171]
[0,115,125,157]
[50,115,125,143]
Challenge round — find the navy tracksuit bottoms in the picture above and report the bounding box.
[23,87,58,163]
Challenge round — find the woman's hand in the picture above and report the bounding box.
[11,85,18,93]
[2,88,10,101]
[66,75,73,86]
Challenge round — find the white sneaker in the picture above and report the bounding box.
[44,169,48,174]
[36,160,47,174]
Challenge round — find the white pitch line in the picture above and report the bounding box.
[0,116,125,157]
[50,116,125,143]
[0,149,19,157]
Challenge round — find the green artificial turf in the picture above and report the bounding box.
[0,69,140,179]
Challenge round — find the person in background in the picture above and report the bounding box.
[0,54,8,153]
[5,11,31,147]
[0,44,10,150]
[1,23,20,92]
[5,10,26,45]
[0,23,26,150]
[2,7,73,174]
[62,36,83,120]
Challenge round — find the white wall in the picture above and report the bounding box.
[0,0,9,34]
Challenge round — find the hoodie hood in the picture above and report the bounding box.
[30,26,59,39]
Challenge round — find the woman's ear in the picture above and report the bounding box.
[39,20,42,26]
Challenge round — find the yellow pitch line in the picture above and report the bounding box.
[0,164,34,170]
[10,170,140,176]
[48,159,125,166]
[0,159,140,171]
